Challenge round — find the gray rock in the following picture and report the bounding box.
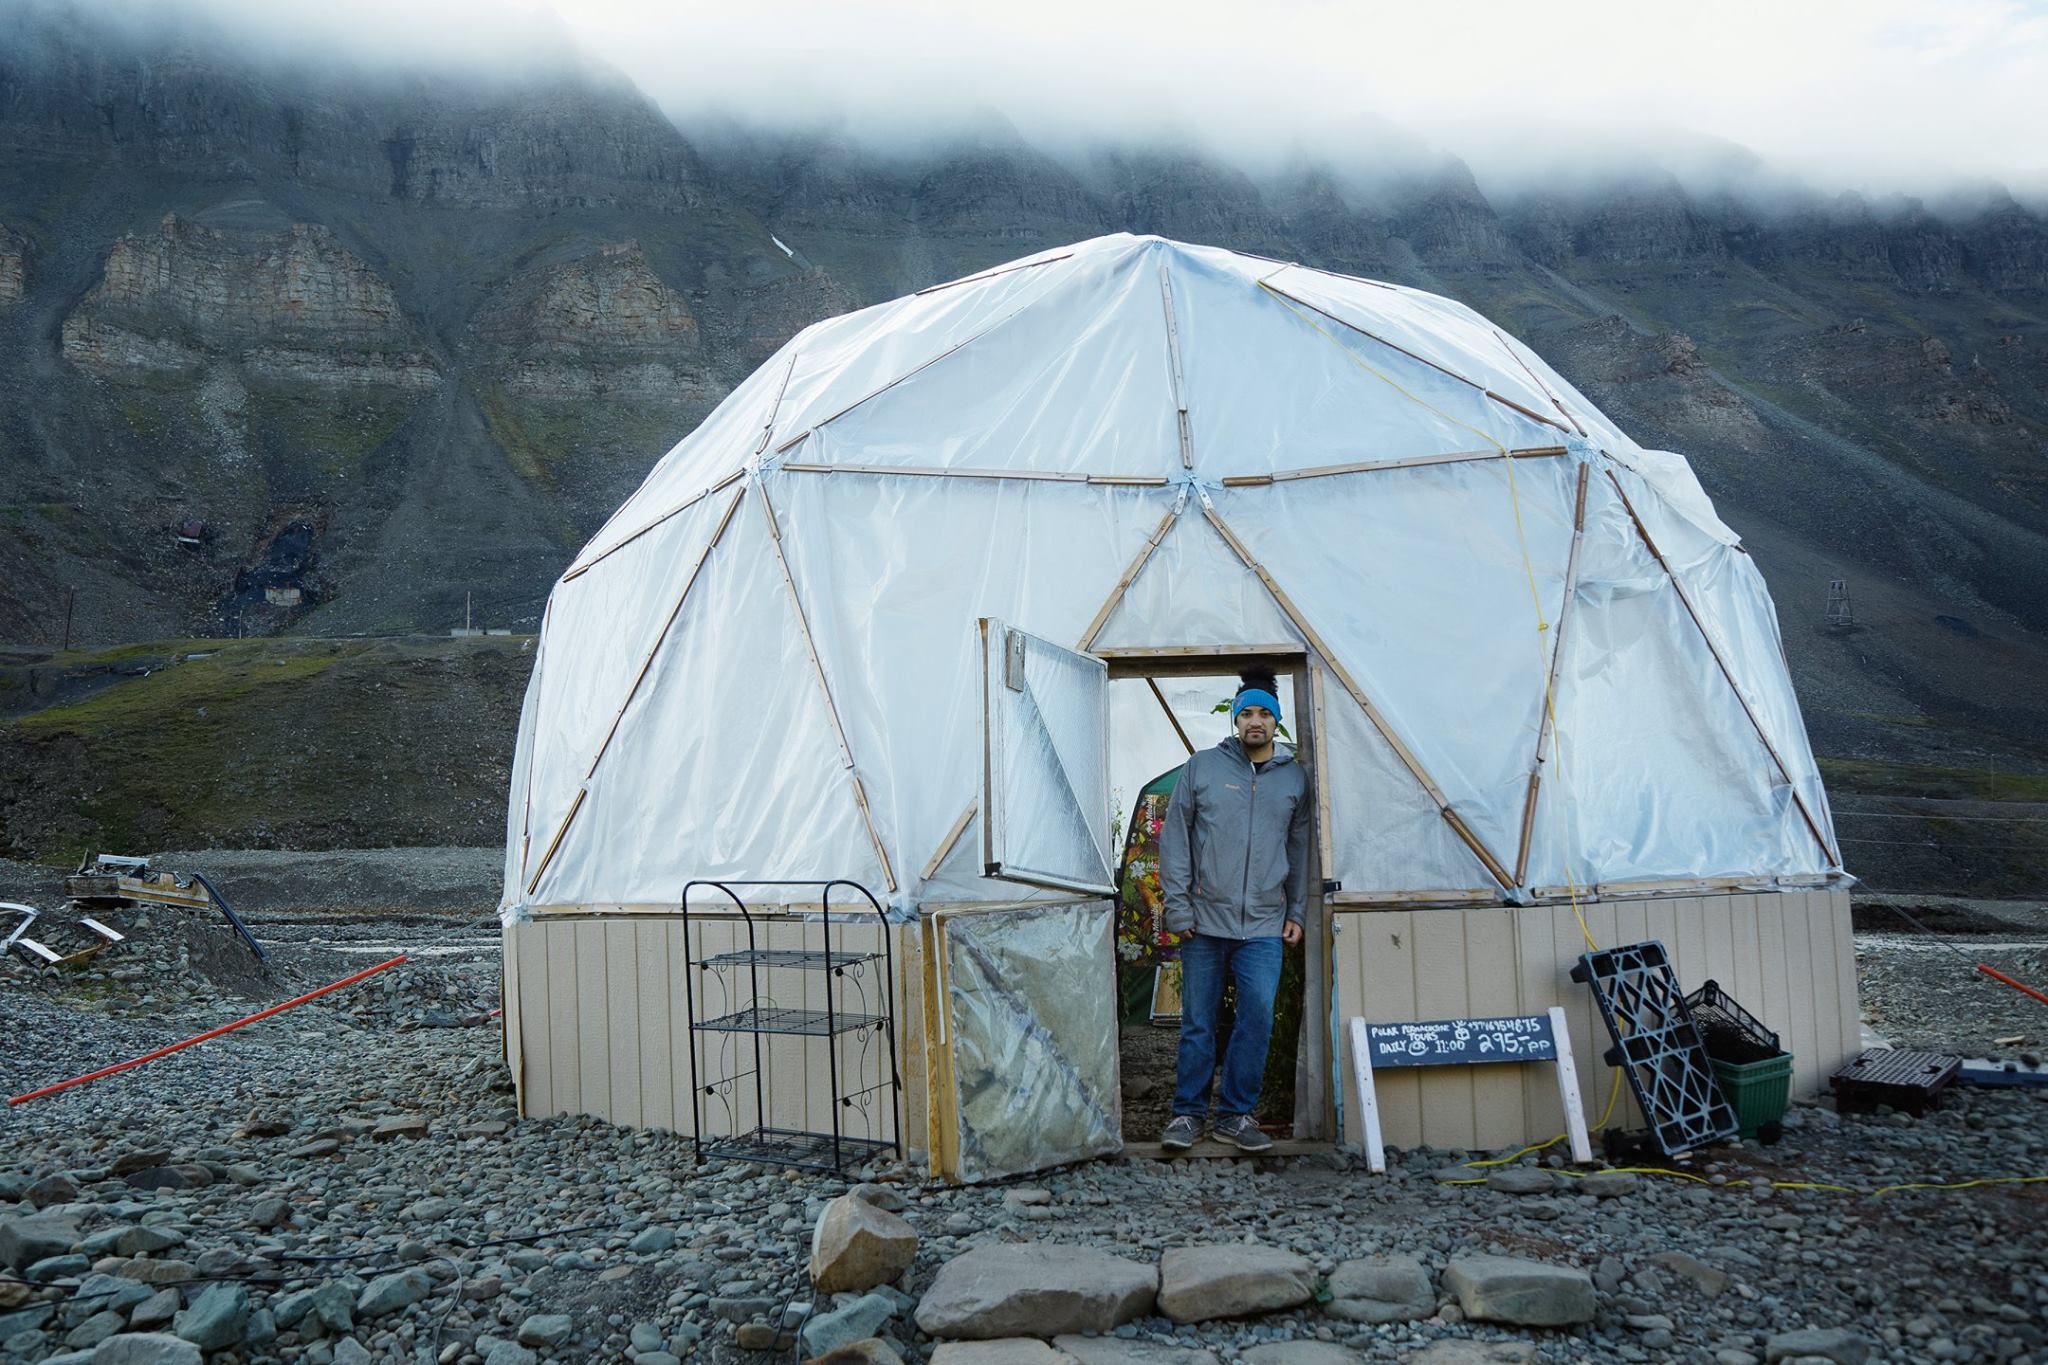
[65,1311,128,1349]
[108,1153,172,1178]
[517,1313,575,1348]
[173,1283,249,1351]
[332,1338,373,1365]
[480,1337,538,1365]
[929,1342,1076,1365]
[1054,1335,1221,1365]
[1240,1345,1364,1365]
[1443,1255,1596,1327]
[248,1198,291,1230]
[27,1174,80,1208]
[631,1321,666,1352]
[272,1281,355,1336]
[810,1195,919,1294]
[629,1225,676,1254]
[1156,1244,1316,1324]
[28,1253,91,1281]
[403,1196,459,1222]
[1580,1171,1640,1199]
[90,1333,203,1365]
[804,1339,903,1365]
[370,1116,428,1140]
[1323,1255,1434,1325]
[736,1323,786,1350]
[44,1350,97,1365]
[0,1215,80,1270]
[1763,1328,1875,1364]
[1402,1344,1535,1364]
[244,1308,276,1347]
[128,1291,180,1331]
[356,1268,434,1318]
[915,1244,1156,1340]
[801,1292,898,1358]
[114,1228,183,1258]
[1651,1250,1731,1297]
[78,1278,152,1316]
[122,1167,213,1193]
[1483,1168,1555,1195]
[851,1183,909,1212]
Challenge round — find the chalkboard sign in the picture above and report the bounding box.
[1346,1006,1591,1174]
[1364,1014,1558,1069]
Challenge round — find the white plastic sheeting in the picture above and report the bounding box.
[502,233,1841,919]
[979,622,1114,895]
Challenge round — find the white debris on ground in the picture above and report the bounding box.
[0,881,2045,1365]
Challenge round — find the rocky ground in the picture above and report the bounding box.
[2,872,2046,1365]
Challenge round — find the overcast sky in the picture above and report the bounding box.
[105,0,2048,199]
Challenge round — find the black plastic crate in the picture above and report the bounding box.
[1684,979,1782,1065]
[1572,940,1739,1155]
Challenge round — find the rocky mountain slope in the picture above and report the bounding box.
[1,0,2045,810]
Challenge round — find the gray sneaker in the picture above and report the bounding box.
[1212,1114,1273,1152]
[1160,1115,1204,1150]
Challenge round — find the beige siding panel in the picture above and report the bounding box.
[1777,893,1819,1096]
[1697,894,1737,1000]
[606,926,642,1130]
[513,922,553,1116]
[896,922,927,1158]
[1754,895,1791,1088]
[1797,895,1837,1089]
[1515,904,1565,1142]
[1357,913,1423,1149]
[636,921,675,1133]
[668,922,697,1134]
[1463,910,1524,1151]
[1333,918,1369,1151]
[547,923,580,1119]
[1671,895,1708,992]
[1726,894,1764,1040]
[1835,890,1862,1071]
[575,922,612,1121]
[1410,913,1474,1149]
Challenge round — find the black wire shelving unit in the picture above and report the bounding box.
[681,879,901,1175]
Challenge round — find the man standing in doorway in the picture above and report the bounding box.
[1158,667,1312,1152]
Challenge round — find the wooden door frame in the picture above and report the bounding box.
[1101,645,1336,1151]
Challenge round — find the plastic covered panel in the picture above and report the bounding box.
[938,900,1121,1180]
[981,621,1113,894]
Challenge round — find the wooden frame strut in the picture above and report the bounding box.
[1221,447,1566,487]
[1199,504,1514,890]
[1513,461,1591,887]
[780,462,1169,487]
[755,481,901,893]
[1604,471,1840,867]
[1078,505,1181,651]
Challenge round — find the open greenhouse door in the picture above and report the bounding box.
[920,621,1122,1181]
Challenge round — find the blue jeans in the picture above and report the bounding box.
[1172,933,1283,1119]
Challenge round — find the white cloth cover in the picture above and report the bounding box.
[502,234,1841,919]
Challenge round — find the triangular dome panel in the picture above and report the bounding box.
[1092,509,1304,650]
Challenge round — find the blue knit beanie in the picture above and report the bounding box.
[1230,688,1281,722]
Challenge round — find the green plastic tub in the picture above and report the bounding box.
[1712,1051,1793,1142]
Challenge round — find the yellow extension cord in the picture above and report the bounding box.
[1256,276,2046,1202]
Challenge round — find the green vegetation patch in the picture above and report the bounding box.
[1818,756,2048,802]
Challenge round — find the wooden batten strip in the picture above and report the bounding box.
[1201,505,1514,891]
[1159,264,1195,469]
[1329,888,1501,907]
[914,250,1073,296]
[780,462,1170,488]
[1146,677,1196,756]
[1605,472,1840,868]
[1077,505,1180,651]
[523,486,746,898]
[1514,461,1592,886]
[1494,328,1588,438]
[920,799,979,884]
[1258,279,1569,434]
[755,482,901,894]
[1310,664,1335,878]
[1096,643,1303,660]
[515,596,556,885]
[1259,447,1567,484]
[561,470,745,583]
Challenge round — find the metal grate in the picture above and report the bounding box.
[1573,940,1739,1155]
[697,1005,884,1037]
[1831,1049,1961,1115]
[700,1128,896,1175]
[699,948,879,972]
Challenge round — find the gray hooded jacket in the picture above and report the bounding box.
[1158,735,1312,940]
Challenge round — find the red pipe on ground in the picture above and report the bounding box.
[1977,963,2048,1008]
[8,953,408,1105]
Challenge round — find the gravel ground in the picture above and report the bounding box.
[2,870,2045,1365]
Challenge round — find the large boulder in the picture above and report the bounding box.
[1241,1346,1364,1365]
[356,1268,433,1319]
[930,1342,1077,1365]
[1156,1245,1316,1324]
[915,1244,1156,1340]
[90,1334,203,1365]
[799,1292,899,1358]
[1323,1255,1434,1325]
[1054,1336,1221,1365]
[1442,1255,1595,1327]
[173,1283,250,1351]
[0,1215,79,1270]
[810,1195,919,1294]
[1763,1328,1875,1364]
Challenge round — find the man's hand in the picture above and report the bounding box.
[1282,920,1303,945]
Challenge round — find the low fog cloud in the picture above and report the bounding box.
[56,0,2048,201]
